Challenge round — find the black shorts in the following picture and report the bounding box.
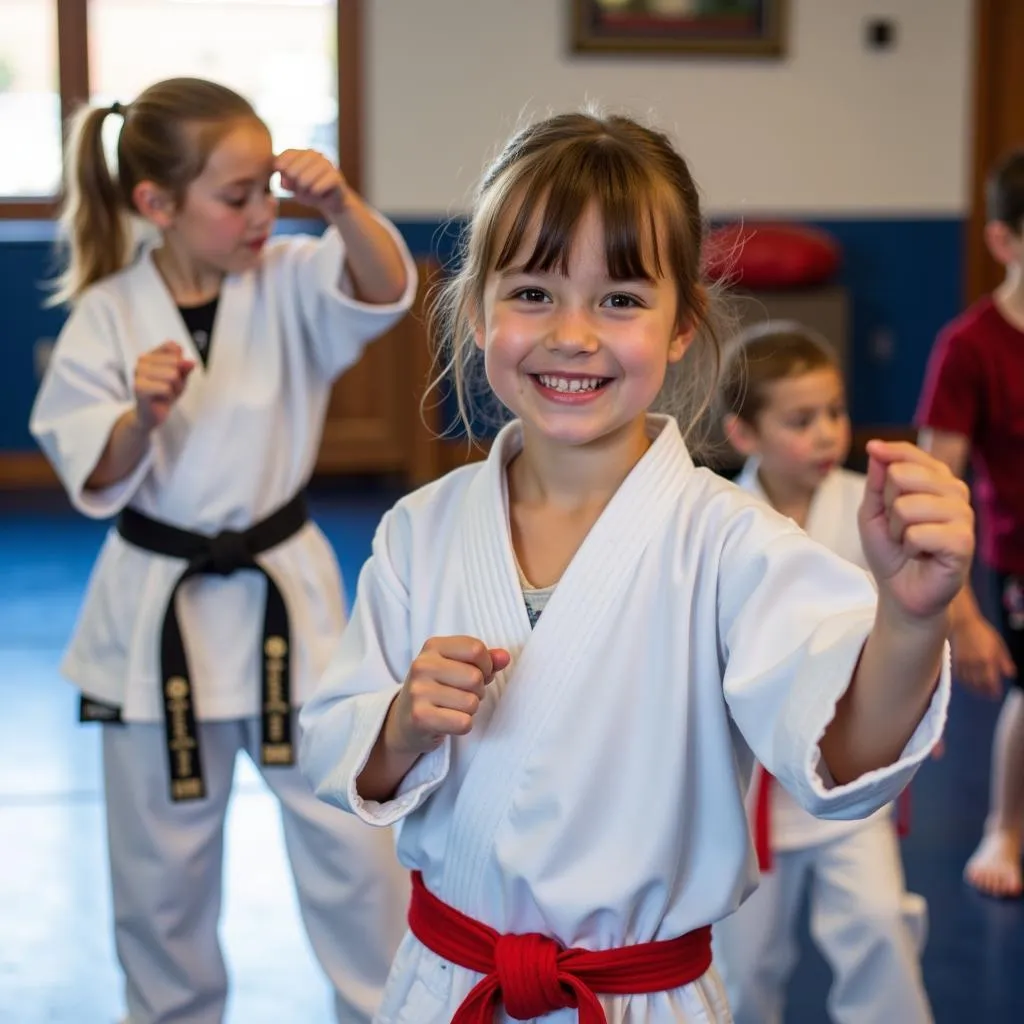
[996,572,1024,688]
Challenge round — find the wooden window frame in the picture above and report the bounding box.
[0,0,362,220]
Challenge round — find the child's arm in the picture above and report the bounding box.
[718,449,960,819]
[919,427,1016,695]
[86,342,194,489]
[299,510,416,819]
[914,325,1011,691]
[85,408,152,490]
[330,192,408,305]
[271,150,417,382]
[299,508,460,824]
[276,149,408,304]
[819,441,973,784]
[30,301,185,517]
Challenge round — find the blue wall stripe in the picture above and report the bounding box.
[0,215,964,453]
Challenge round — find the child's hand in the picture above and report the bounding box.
[133,341,194,431]
[951,612,1015,697]
[384,637,511,756]
[859,440,974,622]
[275,149,349,221]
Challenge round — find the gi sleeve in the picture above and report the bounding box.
[717,502,950,821]
[277,216,418,381]
[29,292,153,518]
[298,505,450,826]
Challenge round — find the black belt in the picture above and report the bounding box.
[83,493,309,802]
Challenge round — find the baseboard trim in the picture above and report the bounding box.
[0,452,59,489]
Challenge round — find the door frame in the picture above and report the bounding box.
[966,0,1023,302]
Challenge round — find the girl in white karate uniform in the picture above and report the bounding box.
[712,322,933,1024]
[298,110,972,1024]
[30,78,414,1024]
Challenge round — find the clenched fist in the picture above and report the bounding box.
[858,440,975,621]
[275,148,349,221]
[383,636,511,756]
[134,341,194,431]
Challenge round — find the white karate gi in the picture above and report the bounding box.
[713,461,933,1024]
[30,224,417,1024]
[299,416,949,1024]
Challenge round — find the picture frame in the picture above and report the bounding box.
[571,0,787,57]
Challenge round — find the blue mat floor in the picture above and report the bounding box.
[1,488,1022,1023]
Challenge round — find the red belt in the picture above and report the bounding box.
[408,871,712,1023]
[753,769,912,873]
[753,767,775,872]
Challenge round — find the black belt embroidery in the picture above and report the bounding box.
[83,494,309,802]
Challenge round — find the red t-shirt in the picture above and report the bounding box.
[916,296,1024,573]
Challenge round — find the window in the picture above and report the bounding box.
[0,0,361,218]
[90,1,338,171]
[0,1,62,198]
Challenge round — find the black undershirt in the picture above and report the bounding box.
[178,297,219,366]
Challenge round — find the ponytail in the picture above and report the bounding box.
[49,103,131,306]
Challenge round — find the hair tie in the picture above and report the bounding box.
[109,101,124,117]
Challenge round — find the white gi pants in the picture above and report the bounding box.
[102,718,409,1024]
[713,815,931,1024]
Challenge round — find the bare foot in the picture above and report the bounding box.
[964,830,1023,898]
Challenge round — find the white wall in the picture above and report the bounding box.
[368,0,973,218]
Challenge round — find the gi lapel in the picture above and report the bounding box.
[441,415,694,912]
[134,250,256,393]
[201,265,256,393]
[804,472,845,555]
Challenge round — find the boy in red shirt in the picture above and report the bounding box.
[917,150,1024,898]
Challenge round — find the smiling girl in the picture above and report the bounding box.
[299,110,969,1024]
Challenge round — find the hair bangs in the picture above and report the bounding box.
[491,143,667,282]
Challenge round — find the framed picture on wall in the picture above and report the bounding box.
[571,0,787,57]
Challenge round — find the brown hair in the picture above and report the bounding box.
[720,321,840,426]
[51,77,261,305]
[987,149,1024,234]
[428,109,732,448]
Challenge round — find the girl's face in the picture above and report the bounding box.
[474,202,694,451]
[745,367,851,493]
[165,119,278,275]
